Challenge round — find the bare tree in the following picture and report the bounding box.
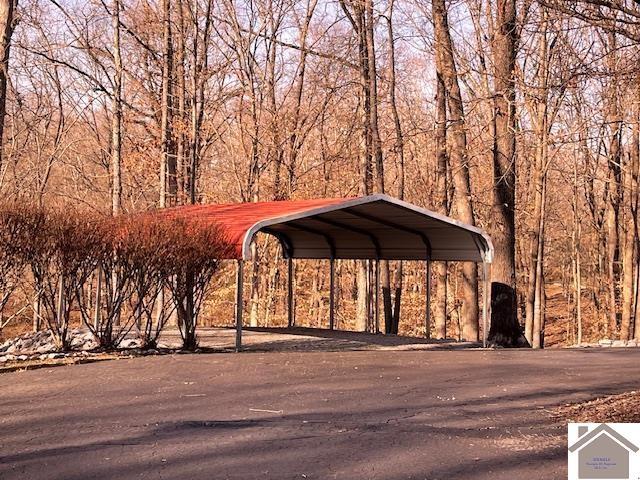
[0,0,16,178]
[488,0,526,346]
[433,57,449,339]
[159,0,174,208]
[111,0,123,215]
[385,0,406,332]
[432,0,479,341]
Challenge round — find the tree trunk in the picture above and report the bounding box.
[32,291,41,332]
[621,114,637,340]
[524,14,552,347]
[159,0,173,208]
[572,156,583,345]
[175,0,186,204]
[0,0,15,178]
[386,0,405,334]
[361,0,393,334]
[605,32,622,337]
[111,0,122,216]
[432,0,478,341]
[433,45,449,340]
[281,0,316,200]
[266,8,283,202]
[631,85,640,341]
[488,0,526,346]
[339,0,372,333]
[532,175,547,348]
[188,0,209,204]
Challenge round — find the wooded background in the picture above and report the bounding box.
[0,0,638,348]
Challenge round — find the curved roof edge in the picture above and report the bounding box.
[241,194,494,263]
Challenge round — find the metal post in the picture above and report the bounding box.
[425,259,431,339]
[235,260,244,352]
[287,257,294,328]
[329,258,336,330]
[482,261,490,348]
[365,260,371,330]
[374,259,380,334]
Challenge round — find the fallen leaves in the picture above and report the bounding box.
[552,391,640,423]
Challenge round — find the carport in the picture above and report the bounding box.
[163,194,493,350]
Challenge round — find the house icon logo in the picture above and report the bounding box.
[568,424,640,479]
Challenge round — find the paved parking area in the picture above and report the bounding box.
[159,327,480,352]
[1,347,639,479]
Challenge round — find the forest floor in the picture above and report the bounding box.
[553,390,640,423]
[2,348,639,479]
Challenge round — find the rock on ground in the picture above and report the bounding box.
[0,328,97,356]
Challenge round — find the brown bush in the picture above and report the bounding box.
[121,216,182,349]
[160,218,231,350]
[92,213,230,350]
[0,204,34,322]
[0,204,231,352]
[78,216,138,349]
[26,208,104,350]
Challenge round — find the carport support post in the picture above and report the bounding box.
[425,260,431,339]
[287,258,294,328]
[374,259,380,334]
[329,258,336,330]
[235,260,244,352]
[482,261,489,348]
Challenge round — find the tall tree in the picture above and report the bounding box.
[340,0,374,332]
[159,0,173,208]
[628,82,640,340]
[604,31,622,337]
[620,107,636,339]
[188,0,213,204]
[385,0,406,332]
[432,0,478,341]
[111,0,123,216]
[488,0,526,346]
[433,57,449,339]
[0,0,16,178]
[175,0,186,204]
[361,0,395,334]
[522,7,564,348]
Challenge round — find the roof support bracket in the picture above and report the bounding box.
[286,221,337,258]
[313,216,381,259]
[342,207,432,258]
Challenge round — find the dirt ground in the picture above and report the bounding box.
[2,338,640,480]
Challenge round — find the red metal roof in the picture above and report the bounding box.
[156,197,351,259]
[146,195,493,262]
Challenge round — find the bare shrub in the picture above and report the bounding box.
[123,216,179,349]
[78,216,138,349]
[161,218,230,350]
[12,207,230,352]
[0,204,33,327]
[110,215,230,350]
[26,209,104,350]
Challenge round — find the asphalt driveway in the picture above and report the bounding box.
[1,348,639,479]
